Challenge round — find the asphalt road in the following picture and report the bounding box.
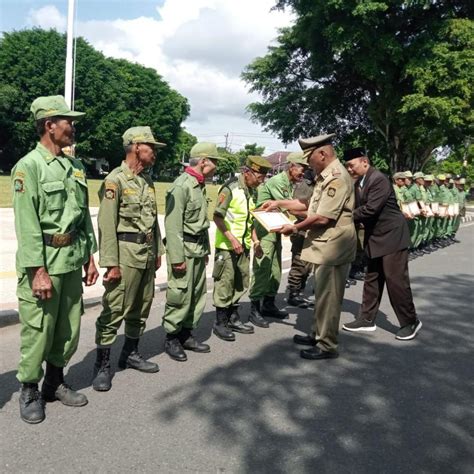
[1,226,473,473]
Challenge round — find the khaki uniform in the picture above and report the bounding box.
[162,172,211,334]
[213,175,254,308]
[249,171,293,300]
[301,159,356,352]
[12,143,97,383]
[95,162,164,346]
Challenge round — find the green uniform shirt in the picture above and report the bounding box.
[255,171,293,242]
[11,143,97,275]
[97,161,164,269]
[437,185,453,205]
[165,171,210,264]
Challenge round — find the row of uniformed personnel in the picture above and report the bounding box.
[392,171,467,257]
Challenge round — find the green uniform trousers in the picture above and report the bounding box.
[414,217,426,247]
[17,268,83,383]
[213,249,250,308]
[162,256,207,334]
[425,216,434,243]
[310,263,350,353]
[95,263,155,346]
[287,234,313,293]
[249,237,282,300]
[453,215,461,235]
[408,218,419,249]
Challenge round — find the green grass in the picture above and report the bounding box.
[1,175,221,218]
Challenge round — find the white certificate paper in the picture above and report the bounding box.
[252,211,293,232]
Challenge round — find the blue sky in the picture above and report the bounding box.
[0,0,297,153]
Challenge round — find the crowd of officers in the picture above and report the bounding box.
[392,171,467,258]
[10,96,468,425]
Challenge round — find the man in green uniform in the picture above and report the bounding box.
[286,157,316,308]
[92,127,166,392]
[261,134,356,359]
[453,177,467,241]
[212,156,272,341]
[248,153,309,328]
[436,174,453,245]
[412,172,430,254]
[12,95,99,424]
[422,174,437,251]
[163,142,225,361]
[404,170,420,256]
[392,172,408,208]
[447,177,460,242]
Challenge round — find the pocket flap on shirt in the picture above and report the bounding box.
[42,181,65,193]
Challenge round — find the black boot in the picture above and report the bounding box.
[261,296,289,319]
[92,347,112,392]
[19,383,45,424]
[288,291,309,308]
[118,337,159,373]
[42,362,88,406]
[213,307,236,341]
[249,300,269,328]
[228,305,254,334]
[180,328,211,352]
[165,333,187,361]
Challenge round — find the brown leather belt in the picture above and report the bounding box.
[117,232,153,244]
[43,230,77,248]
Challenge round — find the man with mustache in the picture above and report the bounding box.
[11,95,99,423]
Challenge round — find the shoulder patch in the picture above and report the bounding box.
[218,192,227,205]
[14,171,25,178]
[14,178,24,193]
[105,188,116,200]
[327,187,336,198]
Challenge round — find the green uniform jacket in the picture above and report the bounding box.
[255,171,293,242]
[11,143,97,275]
[437,185,453,205]
[97,162,164,269]
[165,172,210,264]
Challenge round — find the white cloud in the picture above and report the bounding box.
[27,5,67,31]
[25,1,297,151]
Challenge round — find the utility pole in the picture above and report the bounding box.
[64,0,76,110]
[224,133,229,151]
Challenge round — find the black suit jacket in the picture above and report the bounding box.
[353,167,411,258]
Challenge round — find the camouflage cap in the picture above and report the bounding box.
[31,95,85,120]
[437,174,446,180]
[413,171,424,179]
[404,170,413,178]
[122,126,166,147]
[298,133,335,158]
[393,172,406,179]
[286,151,308,166]
[190,142,225,160]
[423,174,434,181]
[246,155,272,174]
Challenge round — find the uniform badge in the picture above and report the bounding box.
[14,178,24,193]
[123,188,137,195]
[218,192,226,205]
[332,168,341,177]
[105,188,115,200]
[327,187,336,197]
[73,170,84,179]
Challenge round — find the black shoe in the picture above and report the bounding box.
[300,347,339,360]
[118,337,159,373]
[342,319,377,332]
[42,362,88,406]
[293,334,317,346]
[348,278,357,286]
[352,271,366,281]
[345,279,351,288]
[19,383,45,424]
[249,300,270,328]
[395,319,422,341]
[165,335,187,361]
[228,305,254,334]
[213,307,236,341]
[261,296,289,319]
[180,328,211,352]
[92,347,112,392]
[287,292,309,308]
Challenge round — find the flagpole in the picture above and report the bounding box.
[64,0,76,110]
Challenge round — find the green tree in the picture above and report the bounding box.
[216,147,240,179]
[0,29,190,173]
[243,1,473,172]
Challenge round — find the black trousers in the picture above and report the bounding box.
[360,249,417,327]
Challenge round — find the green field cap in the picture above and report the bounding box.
[246,155,272,173]
[286,151,308,166]
[413,172,424,179]
[393,172,406,179]
[190,142,225,160]
[122,126,166,147]
[31,95,85,120]
[404,170,413,178]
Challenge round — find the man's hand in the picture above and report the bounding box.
[172,262,186,273]
[30,267,53,300]
[254,241,263,258]
[83,256,99,286]
[229,235,244,255]
[276,224,297,236]
[103,266,121,283]
[155,255,162,271]
[258,200,280,212]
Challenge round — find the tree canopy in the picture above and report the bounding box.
[243,1,473,172]
[0,29,192,172]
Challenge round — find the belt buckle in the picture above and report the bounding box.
[52,233,70,248]
[146,233,153,243]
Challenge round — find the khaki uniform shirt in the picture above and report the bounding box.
[165,171,210,264]
[98,162,164,270]
[301,159,356,266]
[11,143,97,275]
